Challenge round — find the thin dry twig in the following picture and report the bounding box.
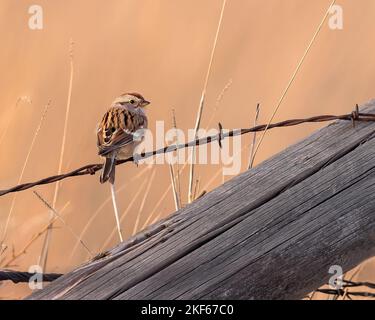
[188,0,227,203]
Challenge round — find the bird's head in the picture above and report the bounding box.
[113,92,150,109]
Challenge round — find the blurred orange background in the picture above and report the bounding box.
[0,0,374,299]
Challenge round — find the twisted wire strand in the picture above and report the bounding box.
[0,269,62,283]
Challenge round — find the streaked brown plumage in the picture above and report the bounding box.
[97,93,150,184]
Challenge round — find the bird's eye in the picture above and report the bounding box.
[129,99,135,104]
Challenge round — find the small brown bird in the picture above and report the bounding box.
[97,93,150,184]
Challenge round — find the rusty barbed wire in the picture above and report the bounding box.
[1,107,375,198]
[0,269,62,283]
[316,279,375,299]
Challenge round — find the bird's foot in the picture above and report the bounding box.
[133,154,141,167]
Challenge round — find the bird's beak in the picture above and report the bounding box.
[142,100,150,107]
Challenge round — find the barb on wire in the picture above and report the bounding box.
[217,122,224,149]
[0,269,63,283]
[1,109,375,198]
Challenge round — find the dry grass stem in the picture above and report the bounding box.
[169,164,180,211]
[33,191,93,257]
[140,160,193,230]
[0,96,32,147]
[151,211,165,225]
[171,109,182,208]
[251,0,336,164]
[201,130,258,193]
[3,202,70,267]
[193,177,200,201]
[69,166,150,261]
[340,264,363,300]
[39,39,75,270]
[110,183,123,242]
[1,100,51,244]
[215,79,233,107]
[100,177,149,252]
[188,0,227,203]
[141,184,172,230]
[247,103,260,169]
[206,79,233,129]
[168,109,181,211]
[132,169,156,235]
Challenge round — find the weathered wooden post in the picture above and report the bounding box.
[29,100,375,300]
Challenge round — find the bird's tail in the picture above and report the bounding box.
[100,155,116,184]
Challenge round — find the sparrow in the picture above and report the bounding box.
[97,93,150,184]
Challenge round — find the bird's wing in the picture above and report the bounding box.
[97,128,134,157]
[97,107,147,157]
